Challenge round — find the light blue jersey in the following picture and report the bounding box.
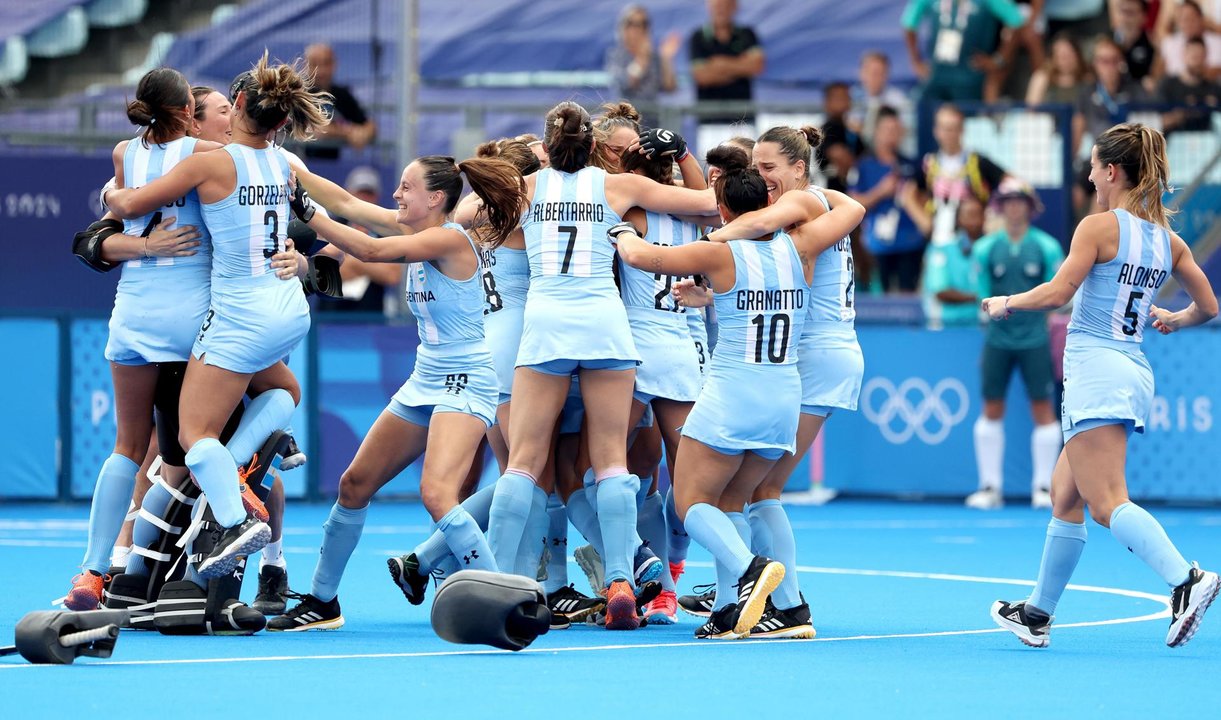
[619,211,703,403]
[105,136,212,365]
[481,243,529,401]
[682,233,808,456]
[193,144,309,374]
[1061,209,1172,441]
[1068,209,1171,346]
[517,166,638,367]
[797,187,864,414]
[120,136,211,270]
[391,223,498,427]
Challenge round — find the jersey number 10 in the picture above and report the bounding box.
[750,312,791,363]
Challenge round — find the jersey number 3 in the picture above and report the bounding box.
[262,211,281,259]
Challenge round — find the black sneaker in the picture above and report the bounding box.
[678,583,716,617]
[251,564,290,616]
[195,516,271,580]
[280,434,307,471]
[694,603,741,640]
[750,601,816,639]
[990,599,1053,648]
[547,584,604,622]
[1167,562,1220,648]
[387,553,431,605]
[733,555,785,636]
[267,593,344,632]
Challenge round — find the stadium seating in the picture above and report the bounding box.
[85,0,148,29]
[0,37,29,86]
[25,7,90,59]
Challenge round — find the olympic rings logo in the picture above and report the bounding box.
[861,377,970,445]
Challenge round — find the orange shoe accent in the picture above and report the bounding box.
[65,571,109,611]
[237,454,270,523]
[604,580,640,630]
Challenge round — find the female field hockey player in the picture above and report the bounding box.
[269,154,526,630]
[984,123,1219,649]
[105,54,330,581]
[616,154,865,639]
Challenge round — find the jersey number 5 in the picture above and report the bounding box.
[1122,290,1143,336]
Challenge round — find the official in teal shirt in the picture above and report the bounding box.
[902,0,1025,101]
[964,180,1065,510]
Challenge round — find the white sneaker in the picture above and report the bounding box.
[573,544,605,598]
[965,488,1003,510]
[1167,563,1220,647]
[1031,489,1052,509]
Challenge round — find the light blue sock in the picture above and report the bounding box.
[488,471,536,573]
[637,492,674,592]
[565,488,604,556]
[310,502,368,602]
[582,469,598,513]
[1110,502,1192,587]
[225,389,295,466]
[710,511,753,611]
[1026,517,1087,615]
[433,555,460,582]
[515,485,550,578]
[414,483,497,573]
[543,493,569,594]
[685,503,753,582]
[596,473,641,586]
[125,480,176,576]
[636,474,653,507]
[748,499,801,610]
[440,505,497,571]
[462,482,496,529]
[665,487,690,564]
[82,453,140,573]
[185,438,245,528]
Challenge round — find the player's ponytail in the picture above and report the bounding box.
[1095,122,1175,229]
[235,51,331,141]
[458,157,527,248]
[544,102,594,173]
[126,67,191,146]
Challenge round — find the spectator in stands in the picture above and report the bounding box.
[689,0,765,125]
[916,194,986,328]
[606,4,680,124]
[819,82,865,194]
[849,51,913,145]
[914,104,1009,246]
[1045,0,1111,41]
[1154,0,1221,39]
[966,179,1064,510]
[304,43,377,159]
[851,107,924,293]
[1113,0,1159,88]
[315,167,404,315]
[1160,1,1221,79]
[982,0,1048,102]
[1159,37,1221,131]
[1072,37,1147,155]
[1027,32,1094,104]
[901,0,1025,101]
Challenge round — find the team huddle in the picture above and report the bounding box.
[62,53,1220,647]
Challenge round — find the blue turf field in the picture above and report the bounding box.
[3,499,1220,717]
